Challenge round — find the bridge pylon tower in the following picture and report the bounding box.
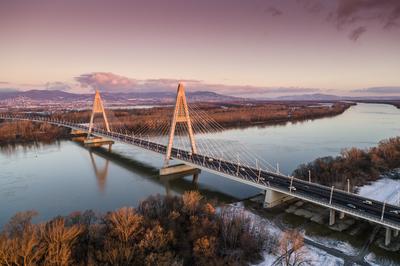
[87,89,110,138]
[83,89,114,151]
[164,83,197,166]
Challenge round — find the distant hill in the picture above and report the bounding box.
[274,93,342,101]
[0,89,241,102]
[0,90,87,101]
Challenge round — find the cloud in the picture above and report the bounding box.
[74,72,320,97]
[352,86,400,94]
[45,81,72,91]
[75,72,138,92]
[265,6,283,17]
[335,0,400,29]
[349,26,367,41]
[297,0,400,40]
[297,0,325,14]
[333,0,400,39]
[75,72,204,93]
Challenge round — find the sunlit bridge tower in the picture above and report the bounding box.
[164,83,197,166]
[84,89,114,151]
[159,83,200,176]
[88,89,110,137]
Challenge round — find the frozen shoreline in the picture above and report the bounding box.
[357,177,400,205]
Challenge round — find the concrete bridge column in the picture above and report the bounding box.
[329,209,336,226]
[263,189,292,208]
[339,212,345,219]
[192,173,199,184]
[385,227,391,246]
[394,230,399,237]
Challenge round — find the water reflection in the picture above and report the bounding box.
[88,151,109,193]
[82,145,236,202]
[87,148,199,195]
[0,141,61,156]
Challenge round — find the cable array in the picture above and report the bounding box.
[84,100,279,175]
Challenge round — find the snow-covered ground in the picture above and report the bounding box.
[256,245,344,266]
[365,252,398,266]
[357,178,400,205]
[306,245,344,266]
[305,235,359,256]
[227,202,282,237]
[228,202,348,266]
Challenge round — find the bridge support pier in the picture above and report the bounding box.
[192,173,199,184]
[394,229,399,237]
[263,189,292,208]
[83,138,114,151]
[339,212,345,219]
[385,227,391,246]
[159,163,199,176]
[329,209,336,226]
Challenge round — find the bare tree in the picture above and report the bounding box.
[277,230,311,266]
[40,218,83,266]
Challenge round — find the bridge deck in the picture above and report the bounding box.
[2,114,400,230]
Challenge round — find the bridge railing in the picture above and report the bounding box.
[2,113,400,230]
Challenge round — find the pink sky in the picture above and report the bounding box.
[0,0,400,96]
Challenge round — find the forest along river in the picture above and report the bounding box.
[1,103,400,227]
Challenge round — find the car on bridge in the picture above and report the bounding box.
[363,200,373,205]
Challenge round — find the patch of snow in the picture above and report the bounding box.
[229,203,346,266]
[253,252,278,266]
[357,178,400,205]
[365,252,397,266]
[305,236,358,256]
[256,245,344,266]
[225,202,282,237]
[306,245,344,266]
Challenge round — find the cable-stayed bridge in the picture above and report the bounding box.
[1,83,400,245]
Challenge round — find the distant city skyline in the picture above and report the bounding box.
[1,0,400,96]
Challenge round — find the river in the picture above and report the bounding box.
[1,103,400,227]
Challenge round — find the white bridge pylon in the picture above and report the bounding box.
[87,89,110,138]
[164,83,197,166]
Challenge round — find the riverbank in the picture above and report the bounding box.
[0,120,68,144]
[1,101,353,144]
[51,101,354,134]
[292,137,400,191]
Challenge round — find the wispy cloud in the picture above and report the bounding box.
[265,6,283,17]
[335,0,400,29]
[349,26,367,41]
[45,82,72,91]
[75,72,202,93]
[74,72,320,97]
[7,72,400,98]
[297,0,400,40]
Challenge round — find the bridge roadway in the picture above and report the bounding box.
[2,114,400,231]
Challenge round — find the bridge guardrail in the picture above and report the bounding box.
[1,114,400,230]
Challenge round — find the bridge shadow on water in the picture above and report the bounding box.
[81,143,239,203]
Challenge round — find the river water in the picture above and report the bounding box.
[1,103,400,227]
